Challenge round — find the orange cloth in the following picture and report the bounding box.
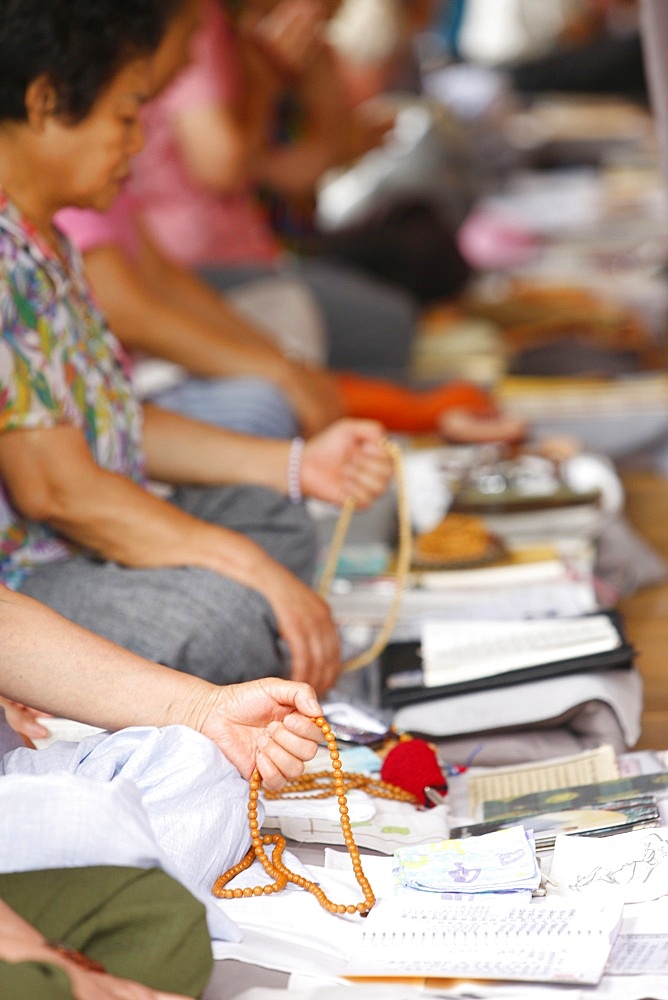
[334,372,496,432]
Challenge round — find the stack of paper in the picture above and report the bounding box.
[394,826,541,896]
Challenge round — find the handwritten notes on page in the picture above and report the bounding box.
[344,898,623,985]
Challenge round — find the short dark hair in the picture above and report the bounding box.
[0,0,183,123]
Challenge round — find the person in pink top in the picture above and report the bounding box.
[120,0,525,441]
[60,0,523,443]
[63,0,418,387]
[130,0,279,269]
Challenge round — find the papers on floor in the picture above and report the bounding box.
[607,895,668,975]
[344,897,623,985]
[549,826,668,904]
[608,933,668,975]
[213,847,668,995]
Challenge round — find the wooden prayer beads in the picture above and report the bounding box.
[212,717,380,915]
[214,441,414,913]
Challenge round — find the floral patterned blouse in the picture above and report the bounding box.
[0,193,146,587]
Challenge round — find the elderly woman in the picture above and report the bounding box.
[0,0,392,697]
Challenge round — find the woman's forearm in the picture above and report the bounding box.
[0,423,288,584]
[0,590,217,731]
[85,243,294,381]
[48,465,279,586]
[142,403,290,489]
[84,240,334,433]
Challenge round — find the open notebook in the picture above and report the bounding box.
[344,898,623,985]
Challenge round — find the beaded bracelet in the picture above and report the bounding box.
[46,940,106,973]
[287,436,305,504]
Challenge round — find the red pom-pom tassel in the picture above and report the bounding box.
[380,738,447,807]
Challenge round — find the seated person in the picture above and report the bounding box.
[60,0,523,442]
[0,587,322,998]
[203,0,470,306]
[0,0,393,699]
[57,0,344,441]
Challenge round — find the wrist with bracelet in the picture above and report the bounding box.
[287,436,305,504]
[45,940,106,973]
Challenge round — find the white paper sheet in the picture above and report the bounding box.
[549,827,668,904]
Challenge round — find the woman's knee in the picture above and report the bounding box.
[172,603,289,684]
[84,867,213,995]
[174,484,318,584]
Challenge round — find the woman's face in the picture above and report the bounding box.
[39,0,203,214]
[41,57,150,213]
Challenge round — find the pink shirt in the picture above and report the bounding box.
[131,0,278,268]
[57,189,142,262]
[58,1,278,268]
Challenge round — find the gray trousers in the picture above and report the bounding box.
[18,485,317,684]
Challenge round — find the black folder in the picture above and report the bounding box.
[378,611,635,709]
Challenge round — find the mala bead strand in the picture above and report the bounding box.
[263,771,418,803]
[214,446,412,911]
[318,438,413,675]
[212,717,377,915]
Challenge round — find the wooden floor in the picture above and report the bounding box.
[618,470,668,749]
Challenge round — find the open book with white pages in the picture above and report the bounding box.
[379,611,634,710]
[421,613,622,687]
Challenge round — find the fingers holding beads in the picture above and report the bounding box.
[282,710,322,746]
[255,716,319,790]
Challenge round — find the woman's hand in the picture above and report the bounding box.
[0,696,51,743]
[243,0,327,78]
[302,418,393,508]
[197,676,323,790]
[253,555,342,693]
